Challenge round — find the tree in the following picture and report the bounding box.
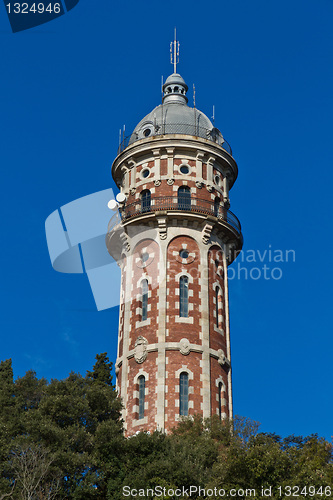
[0,354,123,499]
[9,444,60,500]
[0,354,331,499]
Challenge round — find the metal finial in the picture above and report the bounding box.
[170,28,180,73]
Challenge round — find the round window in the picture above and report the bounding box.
[141,252,149,263]
[141,169,150,179]
[179,249,189,259]
[143,128,151,137]
[180,165,189,175]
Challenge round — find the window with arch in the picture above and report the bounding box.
[214,197,220,218]
[138,375,145,420]
[179,372,189,416]
[141,190,151,213]
[179,275,189,318]
[218,382,223,420]
[141,279,148,321]
[178,186,191,210]
[215,286,222,329]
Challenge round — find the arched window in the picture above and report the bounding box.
[215,286,222,329]
[138,375,145,420]
[141,190,151,213]
[214,197,220,218]
[215,287,220,328]
[218,382,223,420]
[179,275,189,318]
[178,186,191,210]
[179,372,189,416]
[141,279,148,321]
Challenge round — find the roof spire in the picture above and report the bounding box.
[170,27,180,74]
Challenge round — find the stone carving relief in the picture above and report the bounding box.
[202,223,213,244]
[167,178,175,185]
[217,349,226,366]
[130,187,136,195]
[157,216,167,240]
[179,338,191,356]
[134,336,148,364]
[217,349,230,368]
[154,179,162,187]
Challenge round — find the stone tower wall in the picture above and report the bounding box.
[109,136,241,436]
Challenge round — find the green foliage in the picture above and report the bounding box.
[0,354,123,498]
[0,356,332,499]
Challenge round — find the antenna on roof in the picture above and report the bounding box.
[161,75,164,103]
[212,105,215,126]
[170,27,180,73]
[193,84,196,108]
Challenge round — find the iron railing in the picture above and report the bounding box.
[119,196,242,236]
[118,124,232,155]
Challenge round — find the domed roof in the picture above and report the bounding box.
[127,73,232,154]
[164,72,188,89]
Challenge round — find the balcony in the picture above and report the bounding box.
[118,196,242,239]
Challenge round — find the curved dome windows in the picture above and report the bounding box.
[214,174,221,186]
[180,165,189,175]
[179,249,189,259]
[178,186,191,210]
[178,163,191,176]
[141,168,150,179]
[141,190,151,213]
[139,122,154,139]
[214,197,220,218]
[141,252,149,264]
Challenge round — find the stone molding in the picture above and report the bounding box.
[116,343,231,368]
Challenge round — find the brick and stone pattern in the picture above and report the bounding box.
[166,236,200,343]
[109,134,241,436]
[165,351,202,429]
[129,239,160,350]
[208,245,227,352]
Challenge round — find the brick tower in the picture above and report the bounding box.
[106,42,243,436]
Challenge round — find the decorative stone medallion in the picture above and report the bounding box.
[195,181,203,189]
[130,187,136,195]
[167,178,175,185]
[154,179,162,186]
[179,338,191,356]
[134,336,148,364]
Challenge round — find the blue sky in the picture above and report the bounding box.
[0,0,332,441]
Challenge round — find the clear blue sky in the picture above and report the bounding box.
[1,0,332,441]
